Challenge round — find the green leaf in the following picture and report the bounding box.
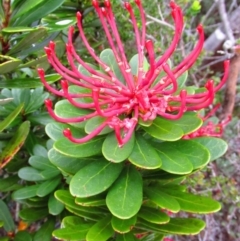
[28,156,55,170]
[70,159,123,197]
[0,104,23,132]
[177,71,188,87]
[36,176,61,197]
[86,215,114,241]
[40,168,61,179]
[53,223,92,241]
[106,166,143,219]
[168,139,210,169]
[0,121,30,168]
[14,0,65,26]
[0,200,15,232]
[143,117,183,141]
[48,148,92,175]
[128,135,162,169]
[19,207,48,222]
[0,74,61,89]
[154,143,193,174]
[192,137,228,161]
[116,232,139,241]
[100,49,124,83]
[48,193,65,216]
[46,122,84,141]
[14,231,32,241]
[161,188,221,213]
[129,54,149,75]
[0,56,21,74]
[0,175,20,192]
[75,194,106,207]
[18,167,46,181]
[138,206,170,224]
[2,26,35,33]
[54,100,92,129]
[8,28,48,55]
[12,185,40,200]
[111,215,137,234]
[102,132,135,163]
[54,136,104,158]
[172,112,202,135]
[144,187,180,213]
[139,233,165,241]
[33,218,55,241]
[54,190,104,215]
[85,116,112,135]
[66,206,101,221]
[138,218,205,235]
[61,216,86,227]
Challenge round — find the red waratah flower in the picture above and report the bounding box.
[183,104,231,139]
[38,0,229,146]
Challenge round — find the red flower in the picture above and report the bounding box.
[183,104,231,138]
[38,0,229,146]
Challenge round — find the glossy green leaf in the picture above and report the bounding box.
[177,71,188,88]
[138,218,205,235]
[0,56,21,74]
[28,156,55,170]
[18,167,46,181]
[14,231,32,241]
[129,135,161,169]
[19,207,48,222]
[0,104,23,132]
[8,28,48,55]
[161,188,221,213]
[144,187,180,213]
[36,176,61,197]
[45,122,84,141]
[48,193,65,216]
[139,233,165,241]
[54,136,104,158]
[111,215,137,234]
[14,0,65,26]
[102,132,135,163]
[70,159,123,197]
[0,121,30,168]
[85,116,112,135]
[154,143,193,174]
[106,166,143,219]
[75,194,106,207]
[143,117,183,141]
[33,218,55,241]
[0,175,20,192]
[168,139,210,169]
[116,232,138,241]
[129,54,149,75]
[48,148,92,175]
[86,215,114,241]
[54,100,92,129]
[192,137,228,161]
[0,74,60,88]
[61,216,86,228]
[172,112,202,135]
[12,185,40,200]
[138,206,170,224]
[40,168,61,179]
[54,190,104,215]
[100,49,124,83]
[0,200,15,232]
[66,206,101,221]
[53,224,92,241]
[2,26,35,33]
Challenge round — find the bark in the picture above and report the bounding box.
[204,6,240,52]
[220,53,240,119]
